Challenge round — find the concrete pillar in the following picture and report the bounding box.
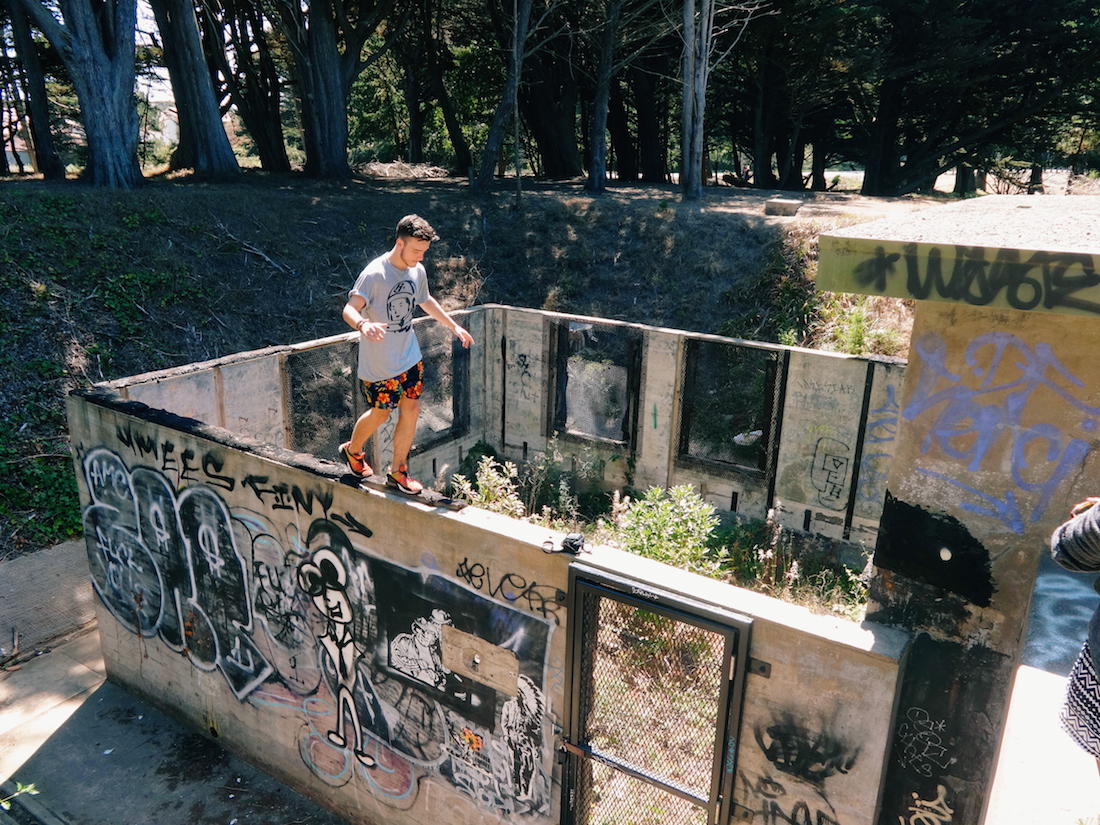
[817,195,1100,824]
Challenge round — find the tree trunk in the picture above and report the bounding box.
[607,80,637,182]
[6,0,65,179]
[15,0,144,188]
[473,0,531,193]
[953,162,977,195]
[518,50,583,179]
[435,70,472,175]
[632,60,665,182]
[150,0,239,176]
[584,0,624,193]
[861,78,903,197]
[296,6,350,179]
[681,0,711,201]
[199,0,290,173]
[809,135,827,191]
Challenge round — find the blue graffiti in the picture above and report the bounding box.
[904,331,1095,533]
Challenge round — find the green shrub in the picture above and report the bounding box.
[614,485,720,574]
[451,455,526,518]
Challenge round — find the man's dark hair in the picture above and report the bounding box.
[396,214,439,242]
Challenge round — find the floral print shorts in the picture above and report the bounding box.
[361,361,424,409]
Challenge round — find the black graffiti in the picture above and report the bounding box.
[116,423,160,459]
[761,800,839,825]
[242,476,339,522]
[855,243,1100,313]
[454,558,564,621]
[754,713,860,787]
[329,511,373,538]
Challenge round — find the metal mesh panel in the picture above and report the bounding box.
[284,340,358,461]
[679,339,778,471]
[577,760,709,825]
[283,322,466,465]
[556,321,639,443]
[416,319,460,444]
[576,592,725,822]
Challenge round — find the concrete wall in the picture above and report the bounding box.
[110,306,904,546]
[67,321,912,824]
[68,390,571,825]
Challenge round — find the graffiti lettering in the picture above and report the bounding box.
[855,243,1100,314]
[904,331,1096,533]
[754,713,860,786]
[81,446,550,818]
[201,451,235,491]
[738,769,841,825]
[894,708,956,777]
[810,438,851,509]
[857,386,899,506]
[455,558,564,620]
[116,423,159,459]
[899,784,953,825]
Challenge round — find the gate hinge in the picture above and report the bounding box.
[748,657,771,678]
[731,802,755,821]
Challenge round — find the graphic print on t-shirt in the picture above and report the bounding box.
[387,280,416,333]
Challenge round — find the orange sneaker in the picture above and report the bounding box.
[340,442,372,477]
[387,465,423,495]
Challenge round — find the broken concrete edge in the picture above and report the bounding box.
[70,386,340,482]
[765,197,804,216]
[0,623,98,673]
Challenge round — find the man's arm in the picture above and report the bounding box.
[421,297,474,348]
[343,293,388,342]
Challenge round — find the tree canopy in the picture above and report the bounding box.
[1,0,1099,192]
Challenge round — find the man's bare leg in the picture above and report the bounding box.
[349,407,391,455]
[391,396,421,470]
[389,396,423,492]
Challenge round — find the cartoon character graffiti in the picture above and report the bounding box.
[389,608,452,688]
[298,547,381,768]
[501,675,545,801]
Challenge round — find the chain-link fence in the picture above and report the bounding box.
[572,588,730,825]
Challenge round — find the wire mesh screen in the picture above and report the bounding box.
[678,339,779,472]
[416,318,467,446]
[283,324,467,466]
[284,339,359,461]
[574,590,726,825]
[553,321,640,444]
[577,761,710,825]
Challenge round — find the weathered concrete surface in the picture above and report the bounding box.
[818,197,1100,825]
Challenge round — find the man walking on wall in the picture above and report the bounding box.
[340,214,474,494]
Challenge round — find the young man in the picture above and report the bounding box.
[339,214,474,493]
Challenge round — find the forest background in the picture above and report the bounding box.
[4,0,1100,559]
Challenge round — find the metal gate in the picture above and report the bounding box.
[561,564,752,825]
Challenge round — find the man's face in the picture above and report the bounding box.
[394,237,431,270]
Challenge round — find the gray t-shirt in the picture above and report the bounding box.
[349,253,430,382]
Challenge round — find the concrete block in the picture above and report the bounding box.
[765,197,803,215]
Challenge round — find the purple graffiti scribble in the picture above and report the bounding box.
[904,331,1095,533]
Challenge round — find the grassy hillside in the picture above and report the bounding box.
[0,172,919,560]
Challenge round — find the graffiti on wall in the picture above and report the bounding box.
[856,385,899,508]
[79,429,558,819]
[902,330,1096,534]
[738,709,862,825]
[852,243,1100,316]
